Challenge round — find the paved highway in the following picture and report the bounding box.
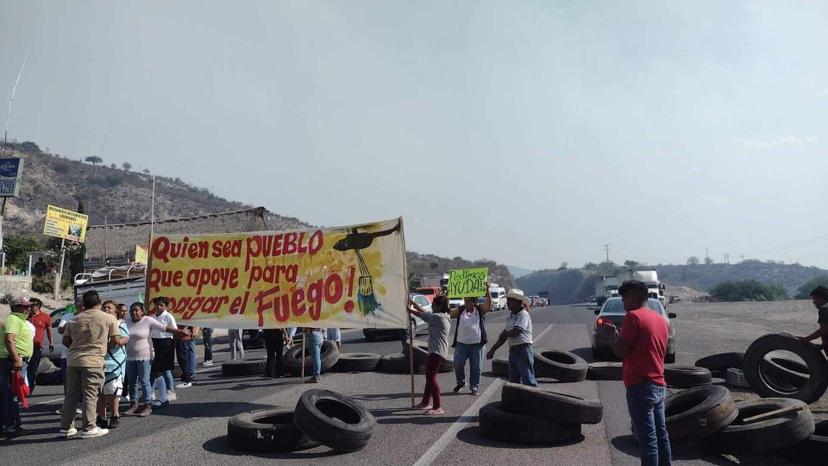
[0,305,802,465]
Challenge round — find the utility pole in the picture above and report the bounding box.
[603,244,611,263]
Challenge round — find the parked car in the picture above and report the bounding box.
[363,294,429,342]
[413,287,441,304]
[591,297,676,363]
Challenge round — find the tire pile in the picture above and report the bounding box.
[479,383,602,445]
[227,389,376,453]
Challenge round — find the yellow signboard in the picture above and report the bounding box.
[135,245,148,265]
[146,218,409,329]
[43,205,88,242]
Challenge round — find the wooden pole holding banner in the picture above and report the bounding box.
[409,317,415,408]
[300,332,306,383]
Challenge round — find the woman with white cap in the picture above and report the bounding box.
[486,288,536,386]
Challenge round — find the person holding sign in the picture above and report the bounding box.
[450,283,492,396]
[408,295,451,415]
[486,289,536,386]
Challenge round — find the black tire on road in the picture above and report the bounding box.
[479,402,582,446]
[695,352,744,377]
[226,408,319,452]
[587,362,623,381]
[708,398,814,454]
[284,341,340,375]
[500,382,603,424]
[404,340,429,368]
[664,384,737,444]
[491,357,509,377]
[534,350,588,382]
[776,419,828,465]
[664,365,712,388]
[377,354,411,373]
[331,353,382,373]
[759,355,809,389]
[294,389,376,452]
[221,359,267,377]
[743,333,828,403]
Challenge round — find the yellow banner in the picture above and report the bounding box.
[43,205,89,242]
[146,218,409,329]
[135,245,148,265]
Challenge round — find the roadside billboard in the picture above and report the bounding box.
[0,157,24,197]
[146,217,409,329]
[43,205,89,242]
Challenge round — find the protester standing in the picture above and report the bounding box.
[408,295,451,415]
[798,285,828,353]
[27,298,53,394]
[59,290,121,439]
[451,288,491,396]
[228,328,244,360]
[200,327,214,366]
[486,289,535,386]
[149,297,177,406]
[175,323,196,389]
[57,301,80,384]
[602,280,671,466]
[96,301,129,429]
[0,298,34,437]
[304,328,325,383]
[263,329,287,379]
[116,303,128,321]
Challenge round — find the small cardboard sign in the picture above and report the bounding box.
[447,267,489,298]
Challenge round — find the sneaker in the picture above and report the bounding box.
[60,426,78,438]
[80,426,109,438]
[453,382,466,394]
[175,382,192,389]
[470,387,479,396]
[108,416,120,429]
[123,404,139,416]
[96,417,109,429]
[167,392,177,401]
[151,400,169,408]
[137,404,153,417]
[201,360,213,367]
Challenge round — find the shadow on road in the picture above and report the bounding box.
[202,436,343,459]
[152,401,274,418]
[455,425,586,449]
[610,434,736,466]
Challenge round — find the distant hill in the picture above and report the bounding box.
[507,265,534,279]
[517,261,828,304]
[407,252,515,288]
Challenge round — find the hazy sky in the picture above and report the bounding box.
[2,1,827,270]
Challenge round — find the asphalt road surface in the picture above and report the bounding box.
[0,304,811,465]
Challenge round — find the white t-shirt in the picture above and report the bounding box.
[505,310,533,346]
[58,312,75,358]
[457,309,482,345]
[150,310,177,339]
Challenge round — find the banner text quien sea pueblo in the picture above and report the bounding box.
[146,218,409,329]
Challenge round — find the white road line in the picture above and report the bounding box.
[412,318,561,466]
[31,397,64,406]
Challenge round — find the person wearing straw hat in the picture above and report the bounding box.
[486,288,536,386]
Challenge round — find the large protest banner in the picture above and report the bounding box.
[146,218,409,329]
[447,267,489,298]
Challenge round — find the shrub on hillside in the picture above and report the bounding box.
[710,280,788,302]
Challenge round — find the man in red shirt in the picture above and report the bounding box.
[27,298,53,394]
[603,280,671,466]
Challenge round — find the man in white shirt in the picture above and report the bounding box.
[486,289,536,386]
[149,297,177,406]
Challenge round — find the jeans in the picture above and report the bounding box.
[60,366,104,432]
[626,380,672,466]
[176,339,196,382]
[228,329,244,360]
[202,328,213,362]
[60,358,67,385]
[27,346,42,393]
[454,342,484,391]
[125,360,152,403]
[0,357,27,431]
[508,344,537,386]
[307,331,324,376]
[263,329,284,378]
[421,353,444,409]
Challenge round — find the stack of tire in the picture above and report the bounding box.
[534,349,588,382]
[377,341,453,374]
[220,341,342,377]
[227,389,376,453]
[479,383,601,445]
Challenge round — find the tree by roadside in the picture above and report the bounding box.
[2,235,43,271]
[711,280,788,302]
[795,275,828,299]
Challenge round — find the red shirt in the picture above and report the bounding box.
[620,306,669,387]
[28,312,53,348]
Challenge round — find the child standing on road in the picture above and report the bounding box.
[409,295,451,415]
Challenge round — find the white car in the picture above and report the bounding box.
[363,294,429,341]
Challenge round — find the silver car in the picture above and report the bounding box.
[591,297,677,363]
[363,294,429,342]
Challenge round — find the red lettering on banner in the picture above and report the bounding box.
[244,230,326,271]
[148,269,183,293]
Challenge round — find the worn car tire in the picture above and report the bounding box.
[587,362,623,381]
[404,340,429,368]
[479,402,582,445]
[534,350,588,382]
[724,368,750,389]
[708,398,814,453]
[331,353,381,373]
[776,419,828,465]
[760,355,809,389]
[294,389,376,452]
[491,357,509,377]
[284,341,340,375]
[695,352,744,377]
[221,359,267,377]
[743,333,828,403]
[227,408,319,452]
[377,354,411,373]
[500,382,603,424]
[664,365,712,388]
[36,369,63,386]
[664,385,738,444]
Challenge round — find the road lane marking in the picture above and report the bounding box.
[32,397,64,406]
[412,319,561,466]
